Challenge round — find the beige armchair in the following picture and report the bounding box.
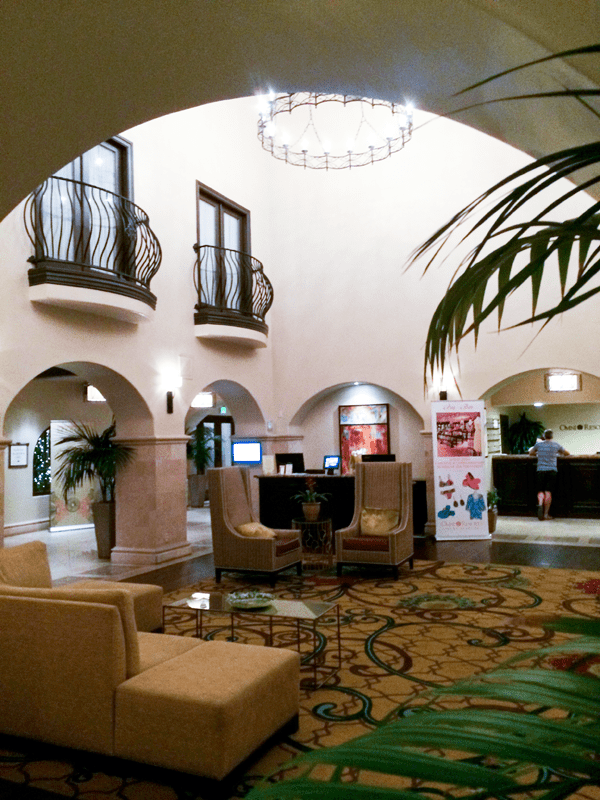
[335,461,414,580]
[0,540,163,632]
[209,466,303,583]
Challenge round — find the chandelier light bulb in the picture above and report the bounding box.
[257,91,414,170]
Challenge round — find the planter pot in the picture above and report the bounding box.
[188,474,208,508]
[488,507,498,534]
[92,501,116,560]
[302,502,321,522]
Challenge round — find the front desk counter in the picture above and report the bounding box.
[256,474,428,535]
[492,454,600,518]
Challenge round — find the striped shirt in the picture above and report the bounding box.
[531,440,566,471]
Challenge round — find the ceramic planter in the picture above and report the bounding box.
[92,500,116,560]
[302,502,321,522]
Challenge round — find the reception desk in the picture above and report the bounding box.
[256,474,428,534]
[257,475,356,532]
[492,455,600,518]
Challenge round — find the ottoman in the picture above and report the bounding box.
[114,640,300,779]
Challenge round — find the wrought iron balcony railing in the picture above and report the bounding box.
[24,176,162,308]
[193,244,274,334]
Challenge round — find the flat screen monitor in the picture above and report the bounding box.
[275,453,305,473]
[232,441,262,465]
[362,453,396,462]
[323,455,340,472]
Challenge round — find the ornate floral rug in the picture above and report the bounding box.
[2,559,600,799]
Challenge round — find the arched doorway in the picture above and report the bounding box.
[2,361,157,574]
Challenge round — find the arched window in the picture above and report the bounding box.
[32,427,51,496]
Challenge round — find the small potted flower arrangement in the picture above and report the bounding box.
[292,475,331,521]
[487,486,500,533]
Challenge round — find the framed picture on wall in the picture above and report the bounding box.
[9,443,28,468]
[339,404,389,473]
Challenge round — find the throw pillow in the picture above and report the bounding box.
[360,507,399,536]
[235,522,277,539]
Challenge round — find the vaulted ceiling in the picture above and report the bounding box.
[1,0,598,220]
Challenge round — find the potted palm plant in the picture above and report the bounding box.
[55,419,135,559]
[186,424,219,507]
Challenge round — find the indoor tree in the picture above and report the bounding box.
[55,419,135,558]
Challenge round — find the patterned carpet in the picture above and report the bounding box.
[2,559,600,799]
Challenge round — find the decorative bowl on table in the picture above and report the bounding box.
[226,590,273,610]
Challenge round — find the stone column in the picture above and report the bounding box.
[0,439,10,548]
[111,436,192,565]
[420,429,436,537]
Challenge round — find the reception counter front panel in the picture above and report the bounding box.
[492,455,600,518]
[257,475,428,535]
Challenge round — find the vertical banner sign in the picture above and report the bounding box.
[431,400,489,540]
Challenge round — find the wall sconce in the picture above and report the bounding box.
[163,369,182,415]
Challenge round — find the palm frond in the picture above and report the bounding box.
[55,419,134,501]
[407,42,600,381]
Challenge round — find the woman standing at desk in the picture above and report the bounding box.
[528,429,569,521]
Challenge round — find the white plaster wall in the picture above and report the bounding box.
[4,379,112,530]
[496,404,600,456]
[295,384,425,478]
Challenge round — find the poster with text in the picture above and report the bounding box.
[432,400,489,540]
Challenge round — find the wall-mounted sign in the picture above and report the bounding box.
[431,400,489,541]
[8,443,29,468]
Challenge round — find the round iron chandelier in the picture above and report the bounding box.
[257,92,414,170]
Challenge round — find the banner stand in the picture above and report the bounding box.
[431,400,490,541]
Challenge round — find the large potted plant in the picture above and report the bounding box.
[55,420,135,559]
[507,412,545,454]
[186,424,219,507]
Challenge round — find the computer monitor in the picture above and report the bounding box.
[323,455,340,474]
[231,441,262,465]
[275,453,305,473]
[362,453,396,462]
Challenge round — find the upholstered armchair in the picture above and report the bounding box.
[335,461,414,579]
[209,466,303,583]
[0,540,163,632]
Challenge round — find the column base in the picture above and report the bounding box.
[111,542,193,566]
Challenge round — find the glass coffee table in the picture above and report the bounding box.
[163,592,341,690]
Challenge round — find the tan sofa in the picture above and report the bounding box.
[0,580,300,782]
[0,540,163,632]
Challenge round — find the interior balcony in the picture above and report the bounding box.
[193,244,273,348]
[24,177,162,324]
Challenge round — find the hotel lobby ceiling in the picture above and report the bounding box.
[1,0,598,220]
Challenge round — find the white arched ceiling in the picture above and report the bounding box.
[3,362,154,439]
[1,1,598,220]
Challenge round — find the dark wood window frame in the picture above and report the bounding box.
[196,181,251,254]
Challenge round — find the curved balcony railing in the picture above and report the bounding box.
[24,176,162,309]
[193,244,274,334]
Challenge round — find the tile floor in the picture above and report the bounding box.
[3,507,213,584]
[5,509,600,591]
